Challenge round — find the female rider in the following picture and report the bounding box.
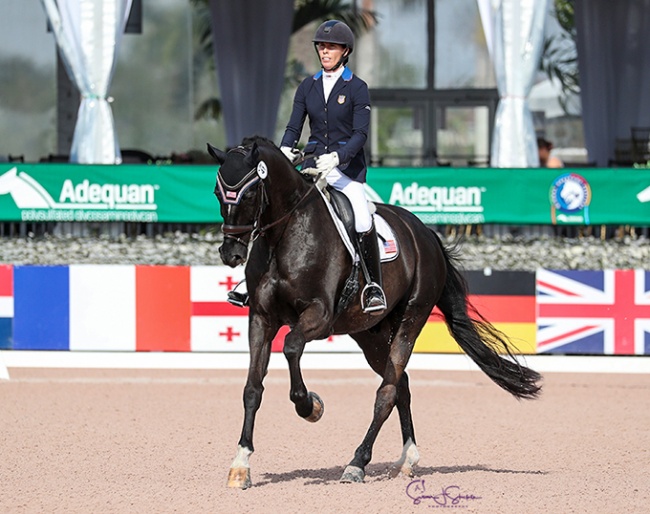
[279,20,386,314]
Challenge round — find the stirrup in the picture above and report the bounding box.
[227,280,249,308]
[361,283,386,313]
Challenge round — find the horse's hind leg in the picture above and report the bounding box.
[356,333,419,477]
[342,314,428,483]
[390,372,420,477]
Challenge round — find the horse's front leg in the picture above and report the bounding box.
[227,314,277,489]
[283,299,330,422]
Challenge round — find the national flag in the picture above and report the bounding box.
[382,238,397,255]
[190,266,249,352]
[0,265,13,349]
[536,269,650,355]
[189,266,358,352]
[13,265,191,351]
[416,270,537,354]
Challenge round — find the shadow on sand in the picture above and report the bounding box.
[257,462,547,487]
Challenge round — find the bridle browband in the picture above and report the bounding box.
[217,146,317,245]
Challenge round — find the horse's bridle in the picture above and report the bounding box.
[217,146,317,245]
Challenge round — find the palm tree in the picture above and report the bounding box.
[540,0,579,115]
[190,0,377,122]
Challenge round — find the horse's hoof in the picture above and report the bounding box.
[305,392,324,423]
[227,467,252,489]
[340,465,365,483]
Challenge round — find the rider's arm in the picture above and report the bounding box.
[280,80,309,149]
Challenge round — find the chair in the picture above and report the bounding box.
[609,138,635,167]
[631,126,650,164]
[39,154,70,163]
[120,149,154,164]
[467,158,490,167]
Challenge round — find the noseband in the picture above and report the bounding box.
[217,146,316,245]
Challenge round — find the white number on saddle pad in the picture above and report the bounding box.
[257,161,268,179]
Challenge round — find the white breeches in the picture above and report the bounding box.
[326,167,372,233]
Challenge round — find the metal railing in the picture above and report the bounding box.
[1,222,646,241]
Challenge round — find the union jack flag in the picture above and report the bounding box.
[536,269,650,355]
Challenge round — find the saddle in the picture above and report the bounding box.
[327,188,357,246]
[322,186,399,263]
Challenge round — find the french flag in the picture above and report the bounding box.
[13,265,192,351]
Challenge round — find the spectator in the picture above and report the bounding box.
[537,137,564,168]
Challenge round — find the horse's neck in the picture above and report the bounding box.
[267,162,313,216]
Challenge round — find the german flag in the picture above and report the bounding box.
[414,270,536,354]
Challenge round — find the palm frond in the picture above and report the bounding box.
[194,97,222,121]
[293,0,378,35]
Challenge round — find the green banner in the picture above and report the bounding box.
[366,167,650,225]
[0,163,219,223]
[1,163,649,225]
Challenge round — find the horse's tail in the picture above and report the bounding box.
[434,235,542,400]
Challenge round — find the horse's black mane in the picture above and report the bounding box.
[240,135,277,150]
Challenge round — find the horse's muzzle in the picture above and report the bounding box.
[219,241,248,267]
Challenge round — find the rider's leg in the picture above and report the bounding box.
[327,170,386,313]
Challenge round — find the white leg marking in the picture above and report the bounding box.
[231,445,253,469]
[227,445,254,489]
[390,438,420,478]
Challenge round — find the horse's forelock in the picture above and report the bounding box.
[220,136,288,187]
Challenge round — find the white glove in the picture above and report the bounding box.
[315,152,339,176]
[280,146,300,162]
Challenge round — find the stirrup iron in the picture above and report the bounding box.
[361,282,387,313]
[227,280,249,308]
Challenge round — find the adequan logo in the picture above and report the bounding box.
[0,167,159,222]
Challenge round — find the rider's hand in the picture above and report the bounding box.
[315,152,339,176]
[280,146,300,162]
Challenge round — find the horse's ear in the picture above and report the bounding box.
[243,142,259,168]
[206,143,227,164]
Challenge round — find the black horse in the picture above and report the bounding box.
[207,136,541,489]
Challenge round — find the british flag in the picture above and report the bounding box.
[536,269,650,355]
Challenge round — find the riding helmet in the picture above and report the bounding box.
[313,20,355,53]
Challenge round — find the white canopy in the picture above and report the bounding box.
[41,0,132,164]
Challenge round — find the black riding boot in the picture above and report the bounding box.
[357,224,387,314]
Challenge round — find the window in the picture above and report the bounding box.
[357,0,428,89]
[434,0,495,89]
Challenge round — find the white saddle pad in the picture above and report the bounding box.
[318,189,399,263]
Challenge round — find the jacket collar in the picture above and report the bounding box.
[313,66,353,81]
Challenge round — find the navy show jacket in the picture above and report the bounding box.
[280,67,371,182]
